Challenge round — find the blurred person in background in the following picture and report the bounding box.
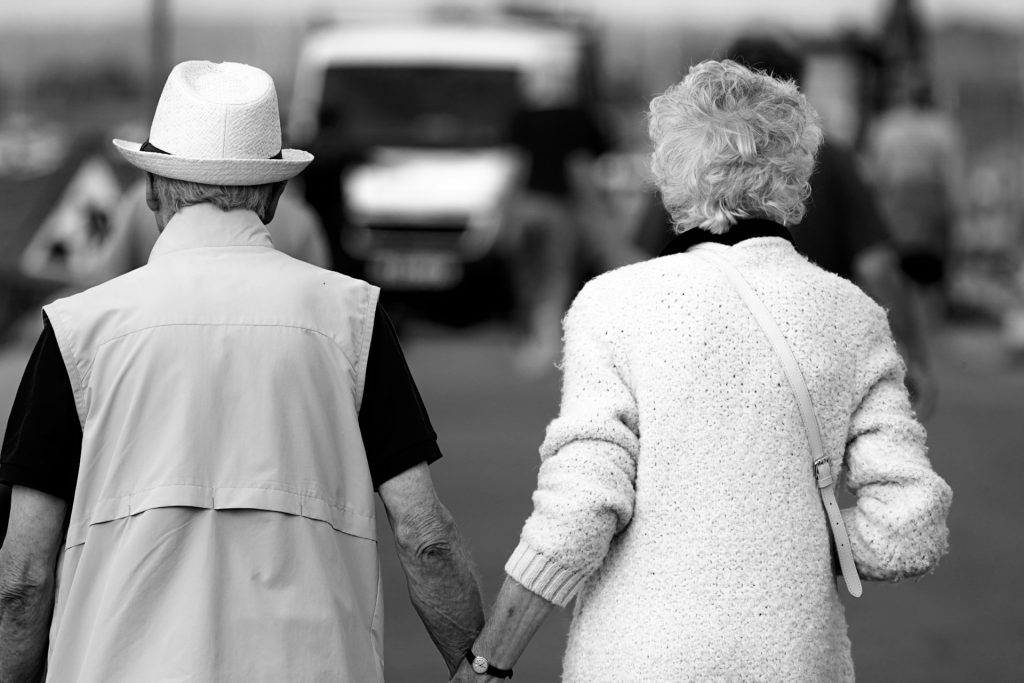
[504,61,613,374]
[81,176,329,284]
[0,60,483,681]
[865,66,966,330]
[634,32,938,419]
[453,59,951,682]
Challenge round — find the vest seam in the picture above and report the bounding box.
[149,243,275,260]
[86,322,359,377]
[64,505,378,549]
[65,483,378,550]
[77,481,375,520]
[43,305,88,427]
[353,286,379,411]
[370,571,385,681]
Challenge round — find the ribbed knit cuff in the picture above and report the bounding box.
[504,542,587,607]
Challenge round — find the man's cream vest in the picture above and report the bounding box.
[42,204,383,682]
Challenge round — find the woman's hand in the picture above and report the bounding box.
[449,577,557,683]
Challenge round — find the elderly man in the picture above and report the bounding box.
[0,61,483,681]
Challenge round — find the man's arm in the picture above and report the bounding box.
[0,486,67,682]
[378,462,484,676]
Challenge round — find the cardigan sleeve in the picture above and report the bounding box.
[505,283,640,606]
[841,307,952,581]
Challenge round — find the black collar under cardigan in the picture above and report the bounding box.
[658,218,794,257]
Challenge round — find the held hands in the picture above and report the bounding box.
[450,658,497,682]
[450,649,513,682]
[449,577,554,681]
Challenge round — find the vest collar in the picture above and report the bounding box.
[149,203,273,262]
[659,218,794,256]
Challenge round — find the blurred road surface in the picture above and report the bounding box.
[0,318,1020,682]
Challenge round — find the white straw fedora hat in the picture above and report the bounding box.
[113,61,313,186]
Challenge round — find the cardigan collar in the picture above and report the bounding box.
[659,218,794,257]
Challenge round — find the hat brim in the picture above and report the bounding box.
[113,139,314,186]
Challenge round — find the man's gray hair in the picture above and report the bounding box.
[152,175,277,216]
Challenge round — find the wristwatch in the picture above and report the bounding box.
[466,649,514,679]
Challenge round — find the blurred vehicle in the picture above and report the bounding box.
[288,14,592,326]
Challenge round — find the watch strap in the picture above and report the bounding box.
[466,649,514,679]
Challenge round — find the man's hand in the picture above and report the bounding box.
[450,656,497,682]
[0,486,67,682]
[378,464,484,676]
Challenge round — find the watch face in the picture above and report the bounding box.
[472,656,489,674]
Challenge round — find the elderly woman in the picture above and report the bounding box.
[452,60,952,682]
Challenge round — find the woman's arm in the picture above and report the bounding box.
[842,309,952,581]
[450,577,554,682]
[452,282,641,680]
[508,281,640,603]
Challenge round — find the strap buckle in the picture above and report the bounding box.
[813,457,833,489]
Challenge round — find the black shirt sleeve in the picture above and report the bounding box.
[0,315,82,502]
[358,304,442,490]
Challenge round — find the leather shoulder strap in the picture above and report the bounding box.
[691,247,863,597]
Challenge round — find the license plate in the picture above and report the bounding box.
[367,252,462,290]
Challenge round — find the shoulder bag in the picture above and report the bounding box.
[691,247,863,597]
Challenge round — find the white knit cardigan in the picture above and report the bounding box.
[505,238,952,682]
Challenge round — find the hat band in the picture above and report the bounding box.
[141,140,283,160]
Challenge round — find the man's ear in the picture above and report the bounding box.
[145,173,159,212]
[261,181,288,225]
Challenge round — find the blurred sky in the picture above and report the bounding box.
[1,0,1024,31]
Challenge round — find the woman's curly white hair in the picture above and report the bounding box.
[649,59,823,234]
